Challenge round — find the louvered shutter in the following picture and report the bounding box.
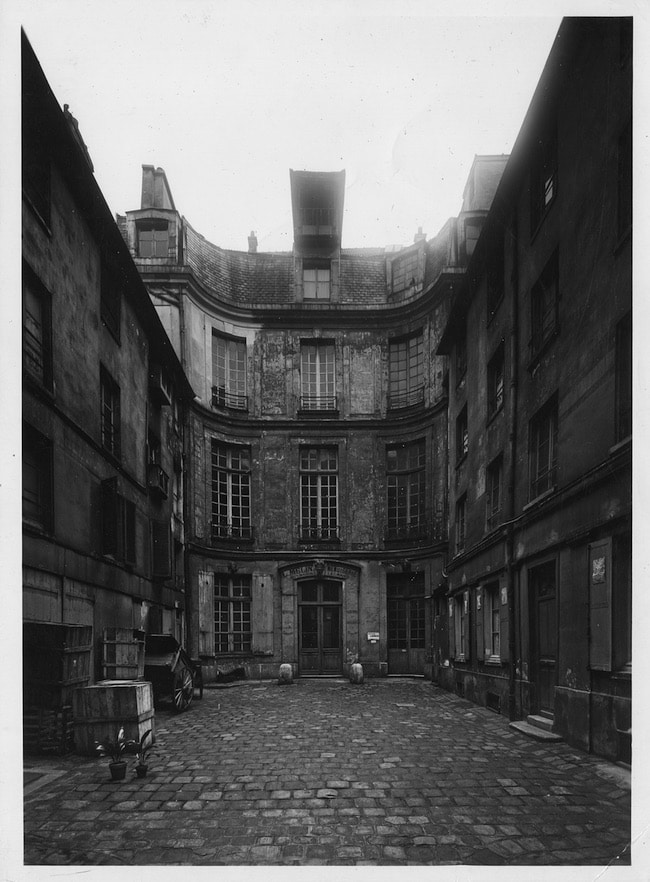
[198,571,215,656]
[251,573,274,655]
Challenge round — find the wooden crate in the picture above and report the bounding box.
[23,705,74,755]
[101,628,145,680]
[23,622,92,710]
[72,680,155,756]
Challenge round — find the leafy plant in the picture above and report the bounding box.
[130,729,153,765]
[94,726,130,764]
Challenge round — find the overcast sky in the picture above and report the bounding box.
[10,1,569,252]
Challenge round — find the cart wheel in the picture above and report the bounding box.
[173,667,194,712]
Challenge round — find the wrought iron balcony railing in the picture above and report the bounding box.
[211,523,254,542]
[299,393,338,412]
[387,385,425,411]
[211,386,248,411]
[298,524,340,542]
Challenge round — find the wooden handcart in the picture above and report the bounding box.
[143,634,203,712]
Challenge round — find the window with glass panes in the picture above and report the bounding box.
[300,447,338,540]
[484,583,501,658]
[300,342,336,410]
[212,331,247,410]
[388,333,424,409]
[137,222,169,258]
[214,575,251,653]
[211,442,251,540]
[303,265,331,300]
[100,367,120,458]
[455,494,467,553]
[529,395,558,499]
[530,122,557,232]
[456,405,468,463]
[23,424,52,531]
[386,440,425,539]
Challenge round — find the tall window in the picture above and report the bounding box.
[137,221,169,258]
[615,312,632,442]
[101,477,136,564]
[483,583,501,659]
[455,494,467,553]
[212,331,247,410]
[300,342,336,410]
[300,447,338,541]
[23,424,52,532]
[303,263,331,300]
[486,455,503,527]
[530,251,559,357]
[487,344,505,419]
[388,332,424,409]
[456,332,467,387]
[530,121,558,232]
[214,575,251,653]
[618,120,632,240]
[211,442,252,540]
[456,405,468,464]
[386,440,426,540]
[529,395,558,500]
[453,591,470,660]
[23,268,51,388]
[100,366,121,459]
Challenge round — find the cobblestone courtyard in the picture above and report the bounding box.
[23,679,631,866]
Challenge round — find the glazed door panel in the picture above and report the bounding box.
[298,579,342,674]
[387,578,425,674]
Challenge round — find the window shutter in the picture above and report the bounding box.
[101,478,118,555]
[448,597,455,660]
[198,571,215,656]
[151,519,170,577]
[589,539,612,671]
[476,587,485,661]
[499,584,510,662]
[251,573,274,655]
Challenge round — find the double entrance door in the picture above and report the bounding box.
[387,573,426,674]
[298,579,342,674]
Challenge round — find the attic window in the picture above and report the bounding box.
[391,250,418,294]
[303,262,331,300]
[137,221,169,258]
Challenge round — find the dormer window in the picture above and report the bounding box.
[391,250,419,294]
[303,262,331,300]
[137,221,169,258]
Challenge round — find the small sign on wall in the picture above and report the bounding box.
[592,557,606,584]
[367,632,379,643]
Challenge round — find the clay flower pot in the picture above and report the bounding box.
[135,763,148,778]
[109,760,127,781]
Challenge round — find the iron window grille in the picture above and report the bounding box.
[100,366,121,459]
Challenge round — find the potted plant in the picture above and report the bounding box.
[130,729,153,778]
[94,726,130,781]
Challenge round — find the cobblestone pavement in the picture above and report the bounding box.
[23,679,631,866]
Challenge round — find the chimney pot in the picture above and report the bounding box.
[248,231,258,253]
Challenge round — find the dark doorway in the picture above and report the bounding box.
[298,579,342,674]
[387,573,425,674]
[529,560,557,714]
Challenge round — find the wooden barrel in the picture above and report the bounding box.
[72,680,155,756]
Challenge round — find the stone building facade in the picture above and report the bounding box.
[22,33,194,676]
[436,17,632,762]
[119,159,505,683]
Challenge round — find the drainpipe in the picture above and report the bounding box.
[506,210,520,722]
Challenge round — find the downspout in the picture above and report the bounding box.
[506,209,520,722]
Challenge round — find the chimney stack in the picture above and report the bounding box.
[248,231,258,254]
[414,226,426,244]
